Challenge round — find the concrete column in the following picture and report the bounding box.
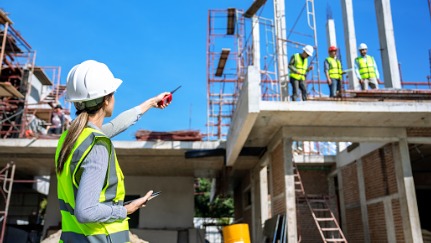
[250,170,258,242]
[356,159,371,243]
[273,0,289,101]
[336,146,347,231]
[383,197,397,243]
[340,0,360,90]
[251,162,269,242]
[326,18,337,48]
[259,165,269,226]
[392,140,423,242]
[374,0,401,88]
[43,174,61,238]
[252,15,261,69]
[283,138,297,242]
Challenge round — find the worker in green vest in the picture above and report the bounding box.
[288,45,314,101]
[55,60,170,242]
[324,46,344,97]
[355,43,380,90]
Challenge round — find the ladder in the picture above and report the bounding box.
[293,165,348,243]
[40,84,67,106]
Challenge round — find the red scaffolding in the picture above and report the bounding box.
[0,10,67,139]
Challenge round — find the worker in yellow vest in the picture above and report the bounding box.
[355,43,380,90]
[288,45,314,101]
[324,46,344,97]
[55,60,170,242]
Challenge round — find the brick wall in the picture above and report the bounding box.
[407,127,431,137]
[297,202,322,243]
[340,143,407,242]
[299,169,330,195]
[345,207,364,243]
[341,162,359,205]
[271,144,286,215]
[392,199,405,242]
[362,146,398,200]
[233,172,253,227]
[368,203,387,242]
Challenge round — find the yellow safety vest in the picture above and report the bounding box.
[326,57,342,80]
[55,127,129,243]
[355,55,377,79]
[289,53,308,81]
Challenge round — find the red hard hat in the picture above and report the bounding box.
[328,46,337,52]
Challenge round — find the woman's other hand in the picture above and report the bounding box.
[124,190,153,215]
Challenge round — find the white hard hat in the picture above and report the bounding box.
[303,45,314,56]
[358,43,368,50]
[65,60,122,103]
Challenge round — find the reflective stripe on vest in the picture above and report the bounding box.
[289,53,308,81]
[355,55,376,79]
[60,230,129,243]
[56,127,129,242]
[326,57,342,79]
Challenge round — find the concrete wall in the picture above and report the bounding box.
[125,176,195,229]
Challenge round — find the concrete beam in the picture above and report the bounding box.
[338,142,386,168]
[226,66,261,166]
[281,126,407,142]
[340,0,360,90]
[374,0,401,88]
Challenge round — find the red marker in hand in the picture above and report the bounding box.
[157,85,182,106]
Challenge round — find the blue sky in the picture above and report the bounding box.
[3,1,430,140]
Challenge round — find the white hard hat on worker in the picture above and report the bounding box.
[303,45,314,56]
[358,43,368,50]
[65,60,122,107]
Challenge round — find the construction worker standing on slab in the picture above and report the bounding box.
[355,43,380,90]
[324,46,344,97]
[55,60,170,242]
[288,45,314,101]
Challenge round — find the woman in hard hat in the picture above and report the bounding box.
[55,60,170,242]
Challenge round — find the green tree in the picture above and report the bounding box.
[194,178,233,218]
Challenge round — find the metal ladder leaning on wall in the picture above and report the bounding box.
[294,164,348,243]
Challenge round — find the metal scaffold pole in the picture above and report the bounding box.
[0,162,16,242]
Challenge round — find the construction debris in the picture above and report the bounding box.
[135,130,203,141]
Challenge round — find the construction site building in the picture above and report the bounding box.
[1,0,431,242]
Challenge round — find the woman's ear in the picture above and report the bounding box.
[104,97,110,106]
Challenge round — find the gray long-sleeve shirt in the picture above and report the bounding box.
[74,106,142,223]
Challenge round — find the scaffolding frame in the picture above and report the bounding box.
[0,162,16,242]
[206,8,279,140]
[1,10,66,139]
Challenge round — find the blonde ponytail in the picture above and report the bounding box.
[56,112,89,173]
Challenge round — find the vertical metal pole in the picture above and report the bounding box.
[0,163,16,243]
[306,0,322,96]
[273,0,289,101]
[0,22,9,78]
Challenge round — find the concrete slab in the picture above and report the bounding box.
[247,100,431,147]
[0,139,225,177]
